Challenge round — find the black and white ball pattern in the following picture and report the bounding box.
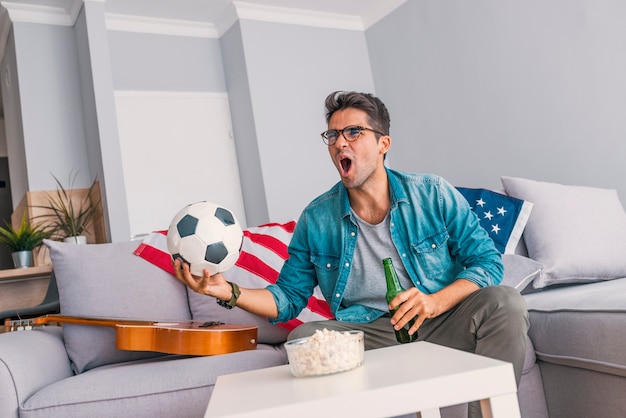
[167,202,243,276]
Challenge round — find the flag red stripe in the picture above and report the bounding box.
[243,231,289,259]
[278,318,303,331]
[306,296,332,318]
[134,243,174,275]
[255,220,296,233]
[235,251,280,284]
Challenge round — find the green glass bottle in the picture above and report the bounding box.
[383,257,417,343]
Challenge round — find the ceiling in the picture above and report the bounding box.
[0,0,406,117]
[103,0,406,29]
[0,0,407,35]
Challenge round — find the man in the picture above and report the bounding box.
[175,91,528,416]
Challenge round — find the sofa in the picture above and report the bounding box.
[501,176,626,418]
[1,175,625,417]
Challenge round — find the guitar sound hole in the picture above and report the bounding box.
[199,321,225,328]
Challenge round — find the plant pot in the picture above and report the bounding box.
[12,250,33,268]
[64,235,87,245]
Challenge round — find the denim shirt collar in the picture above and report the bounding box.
[387,167,410,210]
[338,167,411,220]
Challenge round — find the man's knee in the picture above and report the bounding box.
[478,285,529,331]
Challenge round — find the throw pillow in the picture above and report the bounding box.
[456,187,533,254]
[134,221,334,339]
[46,239,191,374]
[501,254,542,292]
[501,176,626,289]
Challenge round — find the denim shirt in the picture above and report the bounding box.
[266,168,503,324]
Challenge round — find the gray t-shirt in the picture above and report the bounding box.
[342,210,415,312]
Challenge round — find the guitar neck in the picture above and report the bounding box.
[34,315,154,327]
[5,315,152,332]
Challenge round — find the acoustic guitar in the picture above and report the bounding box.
[5,315,258,356]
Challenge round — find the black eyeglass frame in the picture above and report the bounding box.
[320,125,386,145]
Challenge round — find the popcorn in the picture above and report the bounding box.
[285,329,364,377]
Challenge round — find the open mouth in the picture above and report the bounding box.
[340,157,352,174]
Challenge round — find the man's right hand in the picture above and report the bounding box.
[173,258,280,319]
[172,258,232,302]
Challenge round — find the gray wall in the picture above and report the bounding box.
[368,0,626,200]
[0,29,26,205]
[227,19,376,223]
[0,22,91,207]
[3,1,626,240]
[12,22,90,193]
[221,21,269,227]
[104,18,376,226]
[108,31,226,92]
[106,25,232,234]
[77,2,131,242]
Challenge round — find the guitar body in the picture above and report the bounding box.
[9,315,258,356]
[115,322,258,356]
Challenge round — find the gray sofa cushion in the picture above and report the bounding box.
[46,239,192,374]
[19,345,287,418]
[502,176,626,289]
[0,326,73,417]
[522,280,626,417]
[524,277,626,376]
[501,254,542,292]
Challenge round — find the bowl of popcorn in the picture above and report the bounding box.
[284,329,364,377]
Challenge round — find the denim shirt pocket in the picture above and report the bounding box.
[311,254,340,281]
[311,253,341,288]
[412,229,451,281]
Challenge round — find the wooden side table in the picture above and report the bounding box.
[0,265,53,312]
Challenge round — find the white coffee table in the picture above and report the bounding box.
[205,341,520,418]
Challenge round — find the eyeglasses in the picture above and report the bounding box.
[320,125,385,145]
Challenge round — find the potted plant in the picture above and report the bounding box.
[0,214,53,268]
[34,172,101,244]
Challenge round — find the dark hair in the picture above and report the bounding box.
[324,91,390,137]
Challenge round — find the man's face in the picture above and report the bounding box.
[327,108,389,190]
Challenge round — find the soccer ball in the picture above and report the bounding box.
[167,202,244,277]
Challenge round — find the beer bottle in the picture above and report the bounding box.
[383,257,417,343]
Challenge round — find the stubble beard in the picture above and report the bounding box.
[340,160,379,191]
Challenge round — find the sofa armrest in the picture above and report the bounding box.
[0,326,73,418]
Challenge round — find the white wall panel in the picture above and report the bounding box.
[115,91,246,238]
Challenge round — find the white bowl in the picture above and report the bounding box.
[284,329,364,377]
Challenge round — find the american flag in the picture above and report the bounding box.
[134,221,333,331]
[456,187,533,254]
